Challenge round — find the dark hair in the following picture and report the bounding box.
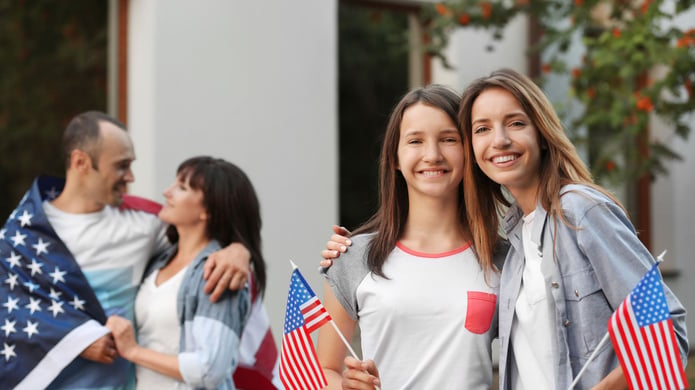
[354,84,472,277]
[166,156,267,296]
[62,111,127,168]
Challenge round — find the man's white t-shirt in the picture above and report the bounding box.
[43,201,169,322]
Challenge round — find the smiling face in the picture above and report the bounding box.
[159,172,207,230]
[84,121,135,207]
[470,87,542,199]
[397,102,464,203]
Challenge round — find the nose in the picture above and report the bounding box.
[423,140,443,163]
[163,183,174,198]
[124,168,135,183]
[492,126,511,148]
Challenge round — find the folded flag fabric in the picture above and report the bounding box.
[279,266,331,390]
[608,262,688,389]
[0,176,107,389]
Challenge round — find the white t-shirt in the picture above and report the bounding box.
[325,234,499,389]
[43,201,169,322]
[134,266,188,389]
[510,211,557,390]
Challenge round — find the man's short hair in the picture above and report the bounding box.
[62,111,127,169]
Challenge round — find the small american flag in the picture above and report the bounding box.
[279,266,330,390]
[608,263,688,389]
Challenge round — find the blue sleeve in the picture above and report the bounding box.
[178,267,251,388]
[576,200,688,363]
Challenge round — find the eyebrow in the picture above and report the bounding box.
[402,128,460,137]
[472,112,528,126]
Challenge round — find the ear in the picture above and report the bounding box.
[70,150,93,173]
[200,212,209,221]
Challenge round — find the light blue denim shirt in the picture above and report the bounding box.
[497,184,688,390]
[146,240,251,389]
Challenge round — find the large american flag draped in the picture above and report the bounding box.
[279,266,331,390]
[0,176,108,389]
[608,263,688,390]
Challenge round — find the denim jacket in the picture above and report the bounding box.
[146,241,251,389]
[497,184,688,390]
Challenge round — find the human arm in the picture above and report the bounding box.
[80,334,118,364]
[591,367,628,390]
[106,316,184,380]
[316,280,360,389]
[319,225,352,268]
[577,199,689,362]
[203,242,251,302]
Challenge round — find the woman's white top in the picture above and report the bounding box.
[134,266,189,389]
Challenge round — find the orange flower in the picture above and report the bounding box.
[676,31,695,48]
[587,87,596,98]
[612,28,621,38]
[641,0,651,14]
[572,68,581,78]
[605,160,617,171]
[480,2,492,19]
[636,95,654,112]
[458,13,470,25]
[541,63,552,74]
[435,3,451,16]
[574,0,583,5]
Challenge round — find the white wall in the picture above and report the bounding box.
[650,4,695,343]
[431,15,529,89]
[127,0,338,345]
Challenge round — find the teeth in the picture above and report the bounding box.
[492,155,517,163]
[422,170,443,177]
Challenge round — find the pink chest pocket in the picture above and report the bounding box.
[465,291,497,334]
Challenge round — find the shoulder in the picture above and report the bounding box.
[120,195,162,215]
[559,184,619,216]
[336,233,374,266]
[107,200,165,230]
[323,233,374,285]
[557,184,631,230]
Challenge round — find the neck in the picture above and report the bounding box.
[173,226,211,263]
[51,181,105,214]
[508,185,539,216]
[401,194,468,252]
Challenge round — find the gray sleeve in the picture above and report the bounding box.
[319,233,373,320]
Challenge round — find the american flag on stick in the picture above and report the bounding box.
[279,261,331,390]
[608,262,688,389]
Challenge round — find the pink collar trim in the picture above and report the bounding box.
[395,241,472,258]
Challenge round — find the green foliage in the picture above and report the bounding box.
[424,0,695,184]
[0,1,107,217]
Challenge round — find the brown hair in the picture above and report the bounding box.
[459,68,624,264]
[353,84,481,277]
[62,111,127,169]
